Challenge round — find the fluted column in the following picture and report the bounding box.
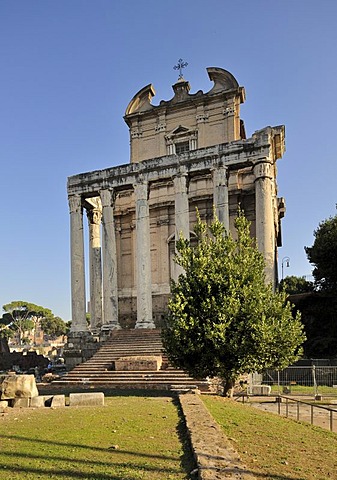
[134,180,155,328]
[213,164,229,231]
[173,171,190,281]
[253,160,275,284]
[100,188,120,329]
[87,199,103,332]
[68,195,88,333]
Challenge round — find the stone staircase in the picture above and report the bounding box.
[53,329,210,392]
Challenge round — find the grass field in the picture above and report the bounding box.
[269,384,337,397]
[203,395,337,480]
[0,395,194,480]
[2,392,337,480]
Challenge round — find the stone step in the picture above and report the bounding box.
[64,373,193,379]
[52,381,210,392]
[61,328,211,392]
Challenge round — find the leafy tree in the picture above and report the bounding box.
[162,213,305,395]
[279,275,314,295]
[0,301,59,345]
[305,212,337,292]
[40,316,67,338]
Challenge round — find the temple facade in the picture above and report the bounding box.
[67,67,285,337]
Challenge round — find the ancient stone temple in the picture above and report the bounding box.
[67,67,285,344]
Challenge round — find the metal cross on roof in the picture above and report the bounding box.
[173,58,188,79]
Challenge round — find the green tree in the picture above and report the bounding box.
[40,316,67,338]
[162,213,305,395]
[305,212,337,292]
[0,301,59,345]
[279,275,314,295]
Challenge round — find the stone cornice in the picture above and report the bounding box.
[67,126,284,197]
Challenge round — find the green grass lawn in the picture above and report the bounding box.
[0,396,194,480]
[203,395,337,480]
[269,384,337,397]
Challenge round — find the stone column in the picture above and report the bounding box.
[68,195,88,333]
[253,160,275,284]
[213,165,229,231]
[134,180,155,328]
[100,188,120,329]
[173,171,190,281]
[87,199,103,332]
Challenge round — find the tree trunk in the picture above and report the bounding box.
[222,377,236,397]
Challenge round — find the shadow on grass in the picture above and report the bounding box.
[0,432,183,479]
[0,433,179,460]
[0,450,182,479]
[0,461,157,480]
[172,396,197,479]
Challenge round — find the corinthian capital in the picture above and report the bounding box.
[68,195,82,214]
[100,189,115,208]
[253,160,273,180]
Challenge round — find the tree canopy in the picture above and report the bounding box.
[162,213,305,394]
[279,275,314,295]
[305,212,337,292]
[40,316,68,337]
[0,301,65,344]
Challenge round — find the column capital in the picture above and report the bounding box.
[100,188,115,208]
[253,159,273,180]
[173,170,189,195]
[173,165,188,178]
[87,208,102,226]
[133,179,149,200]
[86,197,102,226]
[68,195,82,214]
[212,164,229,186]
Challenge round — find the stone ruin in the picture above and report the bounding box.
[0,373,104,412]
[0,338,49,373]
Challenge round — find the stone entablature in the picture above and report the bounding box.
[68,127,283,197]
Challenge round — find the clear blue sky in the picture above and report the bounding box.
[1,0,336,321]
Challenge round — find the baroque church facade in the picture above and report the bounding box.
[67,67,285,338]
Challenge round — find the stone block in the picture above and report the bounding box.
[0,400,9,412]
[51,395,66,407]
[12,397,30,408]
[114,356,162,371]
[251,385,271,396]
[1,374,39,399]
[43,395,66,407]
[30,396,46,408]
[69,392,104,407]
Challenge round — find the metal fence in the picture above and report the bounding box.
[250,365,337,396]
[276,396,337,432]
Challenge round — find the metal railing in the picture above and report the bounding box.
[276,395,337,432]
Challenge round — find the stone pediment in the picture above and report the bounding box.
[171,125,189,134]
